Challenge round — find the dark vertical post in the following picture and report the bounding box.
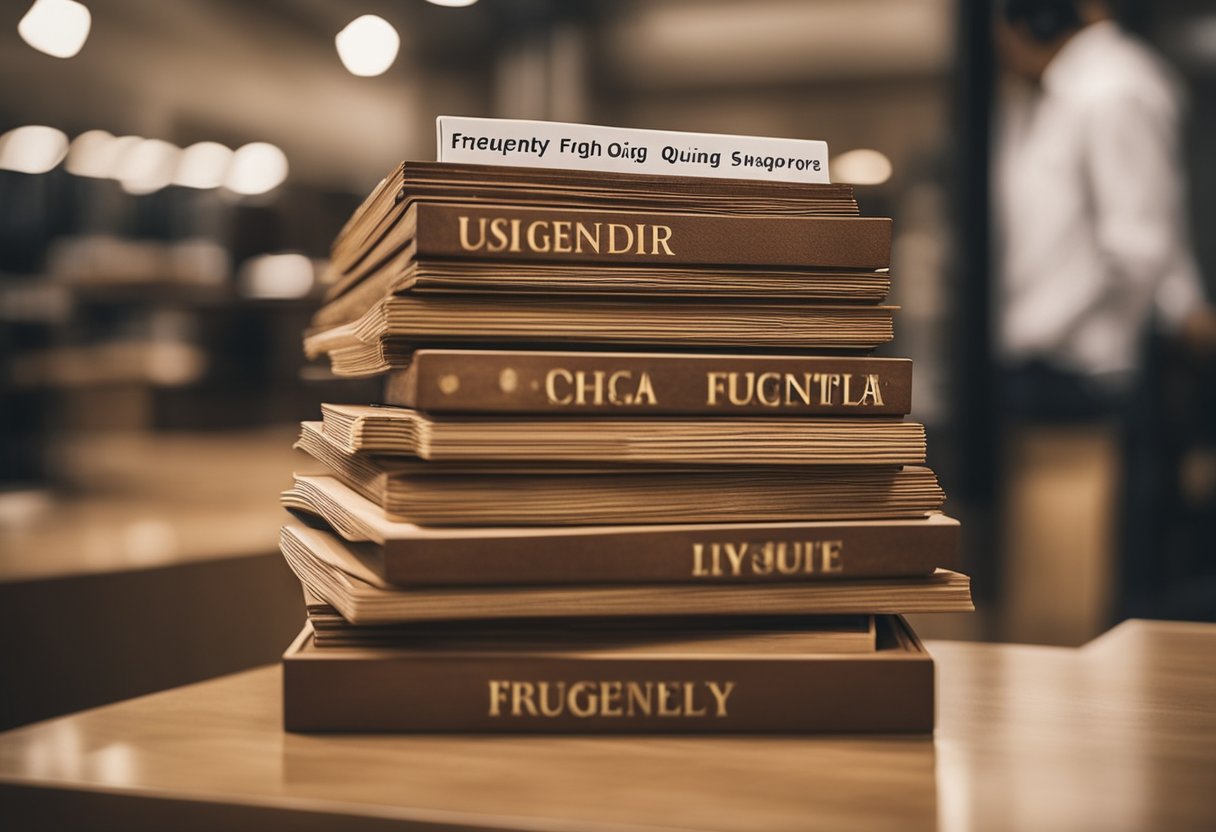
[951,0,998,602]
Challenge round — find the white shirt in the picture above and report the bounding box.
[994,20,1205,381]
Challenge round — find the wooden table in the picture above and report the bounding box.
[0,620,1212,831]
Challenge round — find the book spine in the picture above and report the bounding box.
[413,203,890,269]
[436,116,831,184]
[283,625,933,734]
[388,353,911,416]
[382,519,957,587]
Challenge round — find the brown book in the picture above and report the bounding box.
[282,615,934,733]
[299,588,877,652]
[294,422,948,525]
[304,296,896,376]
[384,349,912,416]
[327,161,861,301]
[279,520,974,625]
[411,203,890,267]
[312,259,891,332]
[283,474,960,586]
[314,404,925,466]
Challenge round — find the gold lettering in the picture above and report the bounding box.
[462,216,680,257]
[785,373,813,406]
[634,372,656,405]
[626,681,653,716]
[692,543,709,577]
[576,222,601,253]
[756,372,782,407]
[487,217,510,252]
[683,682,708,717]
[457,216,487,251]
[707,371,728,406]
[537,681,564,717]
[751,542,775,575]
[608,370,631,405]
[724,542,748,576]
[861,374,884,406]
[776,542,801,575]
[526,220,551,253]
[652,224,674,255]
[657,682,682,717]
[488,680,508,716]
[707,681,736,717]
[822,540,844,573]
[728,372,754,406]
[552,220,573,253]
[490,680,737,718]
[508,218,522,252]
[819,373,841,405]
[608,223,633,254]
[545,368,573,405]
[601,681,624,717]
[512,681,538,716]
[568,681,597,718]
[573,370,602,405]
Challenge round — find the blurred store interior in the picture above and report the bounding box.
[1,0,1214,728]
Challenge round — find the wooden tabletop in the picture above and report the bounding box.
[0,620,1213,832]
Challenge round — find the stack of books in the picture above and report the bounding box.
[280,137,972,733]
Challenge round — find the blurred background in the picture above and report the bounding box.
[1,0,1213,728]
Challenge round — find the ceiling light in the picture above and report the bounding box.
[426,0,479,7]
[0,125,69,174]
[239,253,315,299]
[224,142,289,195]
[116,138,180,194]
[174,141,233,189]
[830,148,893,186]
[18,0,91,59]
[335,15,400,77]
[65,130,134,178]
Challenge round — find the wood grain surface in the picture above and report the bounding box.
[0,620,1213,831]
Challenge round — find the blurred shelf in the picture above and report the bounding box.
[0,426,306,582]
[0,427,310,729]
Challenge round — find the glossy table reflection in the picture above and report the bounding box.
[0,620,1213,832]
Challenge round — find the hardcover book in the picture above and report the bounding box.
[321,201,891,329]
[314,261,891,332]
[384,349,912,416]
[282,615,934,733]
[410,204,889,268]
[327,161,861,301]
[313,403,926,466]
[300,589,877,653]
[283,474,960,586]
[304,296,896,376]
[295,421,947,525]
[279,520,974,625]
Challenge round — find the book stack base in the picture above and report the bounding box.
[281,152,972,734]
[282,615,933,733]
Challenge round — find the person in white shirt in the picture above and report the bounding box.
[992,0,1214,641]
[995,0,1212,412]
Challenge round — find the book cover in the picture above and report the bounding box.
[385,349,912,416]
[282,616,934,733]
[278,520,974,625]
[283,474,959,586]
[315,403,926,466]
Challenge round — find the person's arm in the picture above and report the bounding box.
[1084,88,1207,332]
